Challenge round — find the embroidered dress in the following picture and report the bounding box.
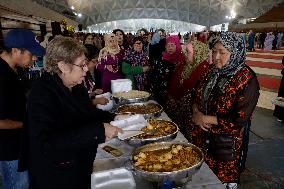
[165,40,210,140]
[96,34,124,92]
[149,35,186,107]
[122,48,149,91]
[192,65,259,183]
[191,32,260,183]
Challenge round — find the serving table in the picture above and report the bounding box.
[93,109,225,188]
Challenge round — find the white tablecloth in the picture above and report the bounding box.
[93,103,225,189]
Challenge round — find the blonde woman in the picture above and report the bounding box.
[19,36,122,189]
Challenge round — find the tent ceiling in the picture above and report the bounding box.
[34,0,284,27]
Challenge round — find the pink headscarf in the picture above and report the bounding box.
[162,35,184,64]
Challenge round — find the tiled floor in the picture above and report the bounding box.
[239,107,284,189]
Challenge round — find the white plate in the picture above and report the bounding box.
[91,168,136,189]
[271,97,284,108]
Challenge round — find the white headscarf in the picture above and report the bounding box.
[98,33,120,61]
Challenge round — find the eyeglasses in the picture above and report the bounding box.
[70,63,88,70]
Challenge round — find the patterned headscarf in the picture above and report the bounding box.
[124,40,149,90]
[98,33,120,61]
[162,35,184,64]
[202,32,246,114]
[180,40,209,83]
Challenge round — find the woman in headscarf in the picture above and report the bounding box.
[165,40,210,140]
[96,34,124,92]
[149,35,186,107]
[247,30,255,52]
[264,32,275,51]
[122,37,149,91]
[190,32,260,189]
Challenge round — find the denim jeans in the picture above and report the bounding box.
[0,160,29,189]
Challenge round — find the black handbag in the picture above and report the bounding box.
[208,133,238,161]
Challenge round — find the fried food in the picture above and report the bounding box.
[133,144,201,172]
[113,90,150,99]
[132,119,177,139]
[117,103,162,115]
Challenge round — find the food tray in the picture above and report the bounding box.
[115,102,163,119]
[112,90,150,105]
[125,119,179,147]
[130,141,204,184]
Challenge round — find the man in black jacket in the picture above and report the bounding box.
[0,29,45,189]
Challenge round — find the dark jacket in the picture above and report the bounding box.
[19,73,115,189]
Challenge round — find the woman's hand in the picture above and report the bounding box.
[94,89,103,95]
[104,123,123,140]
[142,66,149,72]
[192,106,212,132]
[106,65,118,73]
[92,97,109,105]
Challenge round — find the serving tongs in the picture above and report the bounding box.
[123,128,158,135]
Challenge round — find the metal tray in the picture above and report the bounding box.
[112,91,150,105]
[115,102,163,119]
[112,95,150,105]
[124,119,179,147]
[130,141,204,184]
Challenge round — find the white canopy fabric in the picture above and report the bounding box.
[0,0,78,26]
[35,0,284,27]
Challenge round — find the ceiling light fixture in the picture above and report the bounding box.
[78,13,82,17]
[71,6,75,10]
[231,10,236,19]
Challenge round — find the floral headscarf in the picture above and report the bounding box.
[180,40,209,83]
[98,33,120,61]
[162,35,184,64]
[202,32,246,114]
[124,40,149,90]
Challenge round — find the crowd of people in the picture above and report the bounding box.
[1,26,283,189]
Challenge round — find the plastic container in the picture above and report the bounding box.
[91,168,136,189]
[111,79,132,94]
